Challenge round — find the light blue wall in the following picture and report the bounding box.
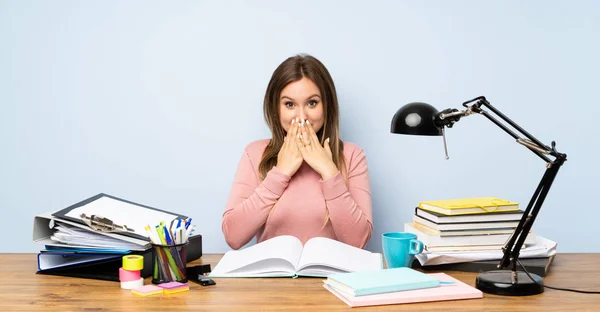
[1,0,599,253]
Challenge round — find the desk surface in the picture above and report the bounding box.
[0,253,598,311]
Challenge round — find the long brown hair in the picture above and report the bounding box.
[259,54,346,181]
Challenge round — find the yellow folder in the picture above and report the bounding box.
[418,197,519,216]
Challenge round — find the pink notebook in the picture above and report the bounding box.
[323,273,482,307]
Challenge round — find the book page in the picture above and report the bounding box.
[210,235,304,277]
[296,237,381,276]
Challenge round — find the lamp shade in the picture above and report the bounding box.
[390,102,442,136]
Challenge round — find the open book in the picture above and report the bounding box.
[209,235,382,278]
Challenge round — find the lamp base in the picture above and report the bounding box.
[476,270,544,296]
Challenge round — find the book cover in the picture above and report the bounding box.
[415,207,524,224]
[411,221,515,237]
[323,273,482,307]
[424,244,505,252]
[419,197,519,216]
[325,267,439,296]
[413,214,519,231]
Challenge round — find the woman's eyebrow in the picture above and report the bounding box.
[280,94,321,101]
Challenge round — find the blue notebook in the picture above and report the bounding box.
[325,267,440,296]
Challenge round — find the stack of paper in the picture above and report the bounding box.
[51,224,143,250]
[415,236,557,266]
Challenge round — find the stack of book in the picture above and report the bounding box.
[405,197,556,276]
[322,267,482,307]
[405,197,535,252]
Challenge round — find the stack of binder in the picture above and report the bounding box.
[32,193,203,281]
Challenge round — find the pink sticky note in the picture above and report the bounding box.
[131,285,164,296]
[157,282,188,289]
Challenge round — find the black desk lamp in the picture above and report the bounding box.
[391,96,567,296]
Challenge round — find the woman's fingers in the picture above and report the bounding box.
[288,119,299,150]
[282,120,292,147]
[305,120,321,146]
[296,132,307,154]
[323,137,333,160]
[299,119,311,147]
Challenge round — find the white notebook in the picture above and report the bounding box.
[404,223,536,247]
[209,235,382,278]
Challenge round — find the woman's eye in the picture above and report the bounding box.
[307,100,319,107]
[285,102,295,108]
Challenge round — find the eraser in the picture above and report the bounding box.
[131,285,164,296]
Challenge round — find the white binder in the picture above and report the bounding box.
[32,193,188,251]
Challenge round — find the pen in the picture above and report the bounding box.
[156,225,182,280]
[169,220,175,237]
[156,226,166,245]
[165,228,186,270]
[163,226,173,245]
[184,224,195,243]
[144,225,159,244]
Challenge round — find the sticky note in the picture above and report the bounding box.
[157,282,188,289]
[131,285,164,296]
[157,281,189,294]
[163,287,189,295]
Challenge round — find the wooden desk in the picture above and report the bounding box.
[0,253,598,311]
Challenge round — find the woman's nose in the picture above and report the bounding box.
[298,109,308,121]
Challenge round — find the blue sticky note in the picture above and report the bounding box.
[326,267,440,296]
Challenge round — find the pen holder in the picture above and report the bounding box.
[151,242,188,284]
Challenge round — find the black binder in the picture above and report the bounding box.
[36,234,203,282]
[412,255,554,277]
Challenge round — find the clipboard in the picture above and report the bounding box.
[51,193,188,241]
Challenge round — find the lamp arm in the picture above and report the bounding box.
[464,96,559,162]
[437,96,567,279]
[498,160,563,274]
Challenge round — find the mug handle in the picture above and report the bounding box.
[409,239,424,255]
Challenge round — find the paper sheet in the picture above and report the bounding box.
[415,236,557,266]
[63,196,180,237]
[50,224,143,250]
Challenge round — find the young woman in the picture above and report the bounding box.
[222,54,372,250]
